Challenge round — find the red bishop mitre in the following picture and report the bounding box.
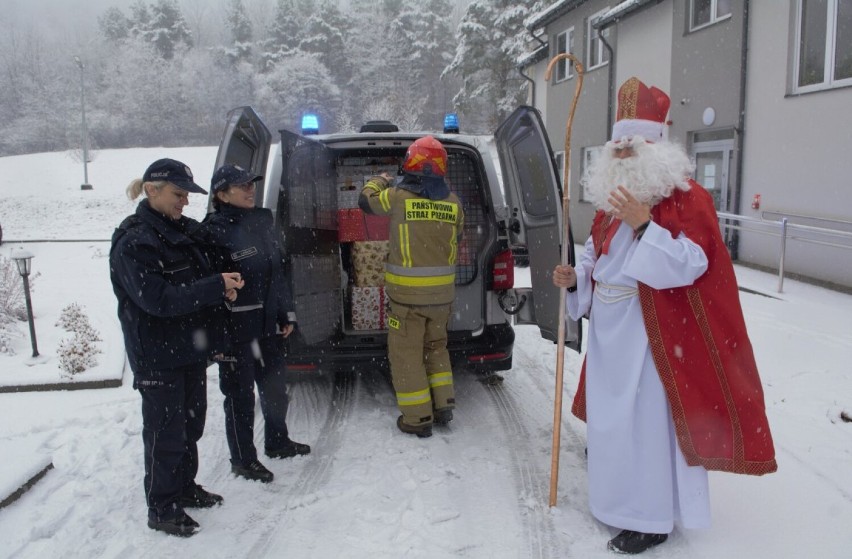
[611,76,671,142]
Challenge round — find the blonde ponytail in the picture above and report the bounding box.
[127,179,169,200]
[126,179,145,200]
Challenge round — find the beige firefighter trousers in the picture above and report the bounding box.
[387,300,455,427]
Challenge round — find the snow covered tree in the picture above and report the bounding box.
[261,0,314,70]
[225,0,254,63]
[345,0,407,127]
[391,0,455,129]
[253,52,341,133]
[99,7,131,44]
[300,1,352,90]
[128,0,155,43]
[444,0,551,131]
[148,0,194,60]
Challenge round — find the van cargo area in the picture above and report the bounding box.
[280,143,511,373]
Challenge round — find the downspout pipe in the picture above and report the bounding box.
[593,0,666,141]
[731,0,751,260]
[523,28,550,107]
[520,66,536,106]
[598,27,616,139]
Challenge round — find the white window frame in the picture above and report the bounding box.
[587,9,611,70]
[793,0,852,93]
[689,0,732,32]
[554,28,575,82]
[580,146,603,202]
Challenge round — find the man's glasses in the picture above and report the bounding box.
[231,182,256,192]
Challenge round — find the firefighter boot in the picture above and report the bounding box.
[397,416,432,438]
[433,407,454,425]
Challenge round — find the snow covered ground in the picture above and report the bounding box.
[1,147,851,558]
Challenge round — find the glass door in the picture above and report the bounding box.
[692,140,733,212]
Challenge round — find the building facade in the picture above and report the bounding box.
[523,0,852,289]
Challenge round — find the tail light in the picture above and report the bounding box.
[286,363,319,372]
[490,249,514,290]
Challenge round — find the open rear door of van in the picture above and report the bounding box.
[276,128,341,347]
[494,106,581,351]
[213,106,271,212]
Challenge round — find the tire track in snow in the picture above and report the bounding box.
[136,372,354,557]
[477,378,564,559]
[245,371,358,557]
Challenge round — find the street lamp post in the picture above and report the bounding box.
[74,56,93,191]
[12,250,39,358]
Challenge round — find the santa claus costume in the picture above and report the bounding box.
[565,78,777,549]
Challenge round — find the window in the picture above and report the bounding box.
[554,28,575,82]
[689,0,732,31]
[587,9,611,70]
[580,146,603,202]
[795,0,852,92]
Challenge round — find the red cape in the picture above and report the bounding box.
[571,181,777,476]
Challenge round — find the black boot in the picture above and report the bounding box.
[147,511,200,537]
[396,416,432,438]
[180,484,224,508]
[265,439,311,459]
[433,408,454,425]
[231,460,275,483]
[607,530,668,554]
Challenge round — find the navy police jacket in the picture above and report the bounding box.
[197,205,295,345]
[110,199,227,373]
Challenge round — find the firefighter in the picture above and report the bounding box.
[359,136,464,438]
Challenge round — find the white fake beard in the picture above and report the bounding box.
[582,137,695,212]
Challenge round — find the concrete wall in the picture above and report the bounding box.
[669,1,745,146]
[541,0,614,241]
[740,1,852,288]
[613,2,673,104]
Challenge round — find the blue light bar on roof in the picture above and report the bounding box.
[443,112,460,134]
[302,113,319,135]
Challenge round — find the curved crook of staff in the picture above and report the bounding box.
[544,52,584,508]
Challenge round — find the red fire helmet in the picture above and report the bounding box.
[402,136,447,177]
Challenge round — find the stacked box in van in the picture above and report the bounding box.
[336,161,395,331]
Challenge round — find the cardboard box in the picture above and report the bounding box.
[352,240,388,286]
[337,208,390,242]
[337,189,361,209]
[350,286,389,330]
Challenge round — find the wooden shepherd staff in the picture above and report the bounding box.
[544,52,584,508]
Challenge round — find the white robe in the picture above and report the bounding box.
[567,220,712,534]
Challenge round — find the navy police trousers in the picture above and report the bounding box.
[135,364,207,522]
[219,336,290,465]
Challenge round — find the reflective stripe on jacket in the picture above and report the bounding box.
[360,176,464,305]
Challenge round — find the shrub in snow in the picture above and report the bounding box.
[0,325,15,355]
[0,255,37,322]
[57,334,101,376]
[0,255,40,355]
[56,303,102,376]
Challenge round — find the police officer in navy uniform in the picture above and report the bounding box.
[110,158,244,537]
[197,164,310,484]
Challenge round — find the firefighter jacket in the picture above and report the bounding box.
[360,175,464,306]
[109,199,228,373]
[195,205,296,345]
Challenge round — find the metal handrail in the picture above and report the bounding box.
[760,210,852,230]
[717,211,852,293]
